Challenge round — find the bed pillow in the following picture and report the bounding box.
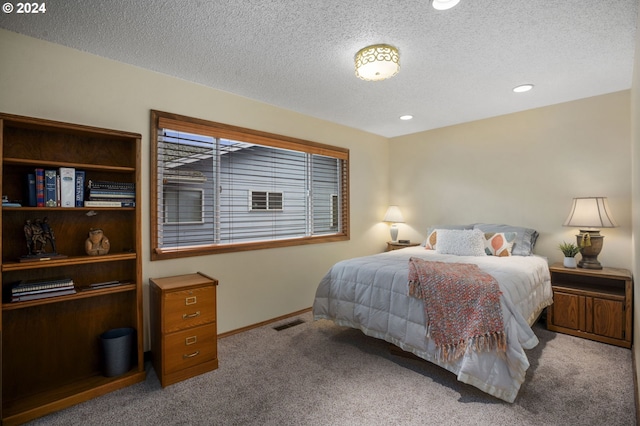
[435,229,487,256]
[422,224,473,249]
[484,232,516,257]
[473,224,538,256]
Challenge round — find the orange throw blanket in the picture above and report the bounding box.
[408,258,506,362]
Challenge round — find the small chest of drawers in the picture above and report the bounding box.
[150,272,219,387]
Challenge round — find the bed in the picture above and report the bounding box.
[312,225,553,403]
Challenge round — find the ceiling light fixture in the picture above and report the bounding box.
[354,44,400,81]
[399,115,413,120]
[432,0,461,10]
[513,84,534,93]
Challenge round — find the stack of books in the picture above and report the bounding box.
[85,180,136,207]
[10,278,76,302]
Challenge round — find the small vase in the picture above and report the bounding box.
[563,257,577,268]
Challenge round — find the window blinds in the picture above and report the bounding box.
[152,111,349,258]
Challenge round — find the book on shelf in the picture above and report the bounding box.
[12,284,75,297]
[11,287,77,302]
[88,189,135,199]
[75,170,86,207]
[56,173,61,206]
[59,167,75,207]
[86,279,132,289]
[87,180,135,191]
[11,278,74,295]
[26,172,37,206]
[84,200,136,207]
[35,168,45,207]
[44,169,57,207]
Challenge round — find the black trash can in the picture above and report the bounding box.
[100,327,135,377]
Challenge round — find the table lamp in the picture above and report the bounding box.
[383,205,405,242]
[563,197,618,269]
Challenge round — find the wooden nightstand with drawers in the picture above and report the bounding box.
[150,272,219,387]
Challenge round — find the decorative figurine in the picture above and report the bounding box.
[85,228,110,256]
[20,217,64,261]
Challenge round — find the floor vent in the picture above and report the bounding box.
[273,319,305,331]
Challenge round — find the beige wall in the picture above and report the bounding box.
[632,2,640,413]
[389,92,632,270]
[0,29,390,338]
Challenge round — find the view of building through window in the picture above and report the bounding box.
[151,111,349,259]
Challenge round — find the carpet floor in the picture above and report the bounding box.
[27,311,635,425]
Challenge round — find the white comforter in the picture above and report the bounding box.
[312,247,553,403]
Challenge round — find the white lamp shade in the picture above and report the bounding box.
[563,197,618,229]
[383,206,405,223]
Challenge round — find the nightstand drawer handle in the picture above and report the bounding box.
[185,336,197,345]
[183,350,200,359]
[183,311,200,319]
[185,296,197,305]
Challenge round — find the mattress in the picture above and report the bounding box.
[312,246,553,402]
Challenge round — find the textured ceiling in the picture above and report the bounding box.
[0,1,637,137]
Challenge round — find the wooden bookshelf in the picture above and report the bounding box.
[0,113,145,425]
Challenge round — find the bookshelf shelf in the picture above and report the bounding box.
[2,252,137,271]
[3,157,136,173]
[2,282,137,311]
[3,206,136,212]
[0,112,145,425]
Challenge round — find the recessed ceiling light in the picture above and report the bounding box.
[513,84,534,93]
[432,0,461,10]
[400,115,413,121]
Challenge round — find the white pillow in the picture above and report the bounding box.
[435,229,487,256]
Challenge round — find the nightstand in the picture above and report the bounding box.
[149,272,219,387]
[386,241,420,251]
[546,262,632,348]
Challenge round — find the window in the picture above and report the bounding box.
[250,191,283,211]
[151,110,349,260]
[164,187,204,224]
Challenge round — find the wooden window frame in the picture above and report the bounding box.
[151,110,350,260]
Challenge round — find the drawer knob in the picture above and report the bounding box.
[185,296,197,305]
[183,311,200,319]
[183,350,200,359]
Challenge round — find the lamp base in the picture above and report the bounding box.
[578,258,603,269]
[576,230,604,270]
[389,224,398,243]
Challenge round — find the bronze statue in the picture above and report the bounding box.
[23,217,56,255]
